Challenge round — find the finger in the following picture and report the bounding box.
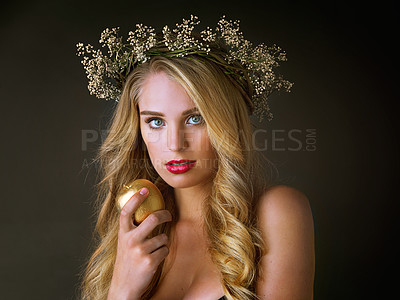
[149,245,169,266]
[142,233,169,253]
[119,187,149,233]
[134,210,172,240]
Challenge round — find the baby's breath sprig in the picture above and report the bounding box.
[76,15,292,121]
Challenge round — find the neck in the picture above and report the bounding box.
[173,179,213,225]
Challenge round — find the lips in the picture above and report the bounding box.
[167,159,196,165]
[166,159,196,174]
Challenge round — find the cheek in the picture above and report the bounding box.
[141,130,164,167]
[142,128,163,144]
[144,142,163,170]
[200,132,217,158]
[143,134,158,155]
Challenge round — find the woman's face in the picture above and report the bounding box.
[138,71,218,189]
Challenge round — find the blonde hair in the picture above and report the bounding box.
[80,56,278,299]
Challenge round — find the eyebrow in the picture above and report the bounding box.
[140,107,199,117]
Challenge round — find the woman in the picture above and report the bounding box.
[77,16,315,300]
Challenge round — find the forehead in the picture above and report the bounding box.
[138,72,195,113]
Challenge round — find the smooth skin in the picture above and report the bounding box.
[256,185,315,299]
[108,72,315,299]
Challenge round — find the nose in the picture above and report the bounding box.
[167,125,188,151]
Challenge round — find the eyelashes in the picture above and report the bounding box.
[144,114,205,130]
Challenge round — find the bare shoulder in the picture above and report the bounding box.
[255,185,315,299]
[256,184,313,223]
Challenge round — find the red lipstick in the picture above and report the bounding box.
[166,159,196,174]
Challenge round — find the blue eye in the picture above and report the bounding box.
[146,118,164,129]
[187,114,204,125]
[144,114,204,130]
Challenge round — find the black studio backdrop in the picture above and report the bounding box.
[0,1,397,299]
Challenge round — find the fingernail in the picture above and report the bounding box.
[140,188,148,195]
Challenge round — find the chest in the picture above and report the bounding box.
[150,223,225,300]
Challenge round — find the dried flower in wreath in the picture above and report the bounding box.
[76,15,293,121]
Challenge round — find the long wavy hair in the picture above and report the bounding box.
[79,55,279,300]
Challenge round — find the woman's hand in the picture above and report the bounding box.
[107,187,172,300]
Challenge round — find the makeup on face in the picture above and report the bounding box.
[139,72,217,188]
[165,159,197,174]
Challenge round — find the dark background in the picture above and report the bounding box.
[1,0,397,299]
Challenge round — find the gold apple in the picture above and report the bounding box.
[116,179,165,224]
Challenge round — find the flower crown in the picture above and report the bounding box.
[76,15,292,121]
